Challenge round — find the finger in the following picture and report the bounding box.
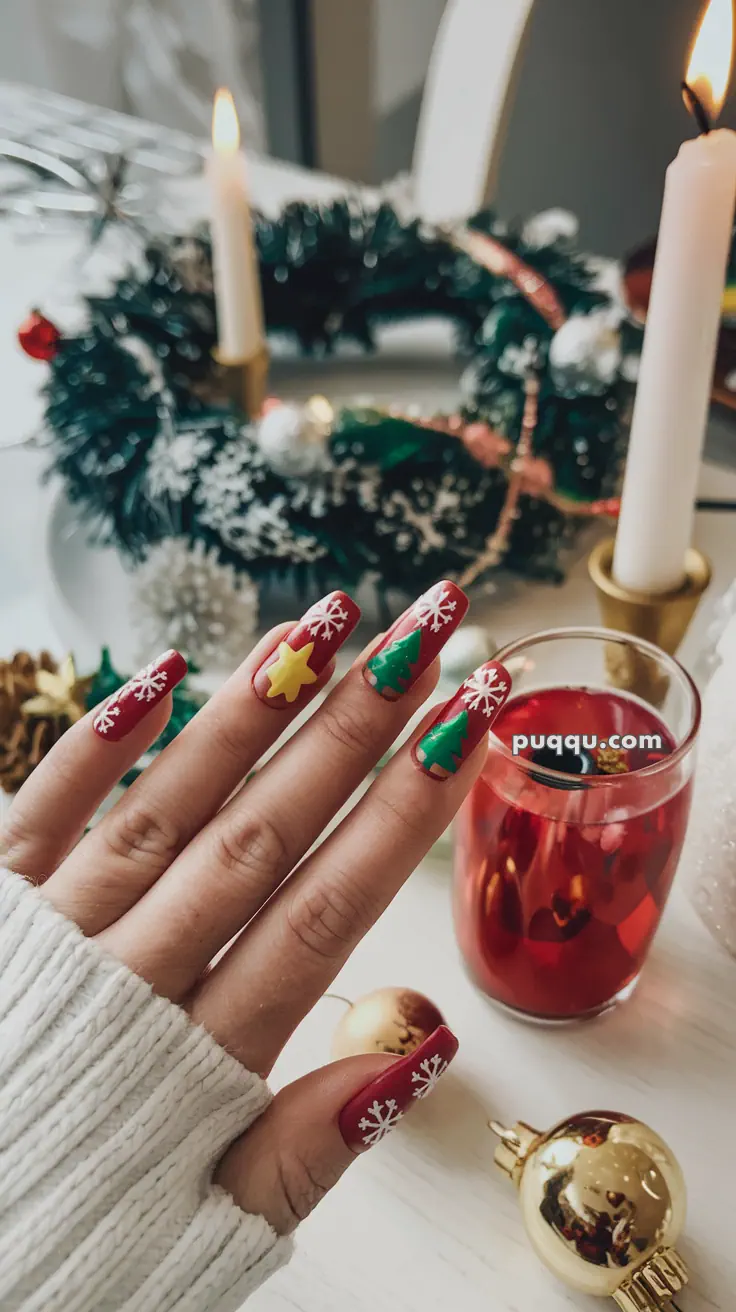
[190,661,509,1070]
[215,1026,458,1233]
[101,583,468,998]
[43,594,359,932]
[0,650,186,885]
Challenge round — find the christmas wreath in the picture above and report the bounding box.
[36,199,641,603]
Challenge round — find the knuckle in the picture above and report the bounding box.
[373,790,427,845]
[211,813,289,892]
[275,1149,341,1230]
[317,698,378,760]
[101,800,183,870]
[286,878,374,962]
[207,707,256,767]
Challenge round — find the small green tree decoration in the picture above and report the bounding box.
[416,711,469,775]
[365,628,422,696]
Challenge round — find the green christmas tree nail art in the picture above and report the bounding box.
[414,659,512,781]
[415,710,469,776]
[363,581,468,701]
[365,627,422,696]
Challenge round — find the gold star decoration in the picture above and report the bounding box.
[596,746,629,775]
[266,641,318,703]
[21,654,86,722]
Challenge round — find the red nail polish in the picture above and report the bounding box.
[413,660,511,780]
[253,591,361,709]
[339,1026,458,1152]
[363,581,468,701]
[92,650,187,742]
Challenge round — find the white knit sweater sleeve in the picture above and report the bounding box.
[0,867,293,1312]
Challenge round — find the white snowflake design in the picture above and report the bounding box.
[146,426,215,502]
[461,667,509,717]
[411,1053,449,1100]
[306,594,350,641]
[414,586,458,633]
[127,658,170,703]
[358,1099,404,1146]
[93,700,122,736]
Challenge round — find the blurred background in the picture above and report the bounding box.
[2,0,736,256]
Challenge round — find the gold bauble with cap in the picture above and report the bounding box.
[491,1110,688,1311]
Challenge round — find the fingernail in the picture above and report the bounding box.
[363,581,468,701]
[413,660,511,781]
[339,1025,458,1153]
[253,591,361,709]
[92,650,187,741]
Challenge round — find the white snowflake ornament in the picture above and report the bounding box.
[411,1053,449,1100]
[414,586,457,633]
[358,1099,404,1146]
[462,667,509,717]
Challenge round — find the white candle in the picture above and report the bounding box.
[613,0,736,596]
[207,88,264,363]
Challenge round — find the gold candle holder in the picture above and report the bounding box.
[588,537,711,702]
[212,344,270,419]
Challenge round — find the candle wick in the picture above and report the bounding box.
[681,80,712,134]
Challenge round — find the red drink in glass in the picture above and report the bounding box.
[454,630,700,1022]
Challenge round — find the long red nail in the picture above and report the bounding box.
[253,591,361,709]
[339,1026,458,1152]
[92,650,187,741]
[363,581,468,701]
[413,660,511,780]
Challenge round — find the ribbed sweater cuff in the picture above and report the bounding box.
[0,867,292,1311]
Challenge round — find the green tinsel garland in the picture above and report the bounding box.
[41,200,641,592]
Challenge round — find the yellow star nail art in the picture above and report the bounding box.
[266,641,318,703]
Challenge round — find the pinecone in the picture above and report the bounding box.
[0,652,73,794]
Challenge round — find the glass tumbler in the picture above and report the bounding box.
[453,628,700,1022]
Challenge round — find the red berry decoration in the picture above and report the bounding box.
[17,310,61,362]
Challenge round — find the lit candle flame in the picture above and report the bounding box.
[685,0,734,125]
[212,87,240,153]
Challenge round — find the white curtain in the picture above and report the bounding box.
[0,0,265,146]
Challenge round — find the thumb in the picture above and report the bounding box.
[215,1026,458,1235]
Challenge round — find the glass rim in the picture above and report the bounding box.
[488,624,701,789]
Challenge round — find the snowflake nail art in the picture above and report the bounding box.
[92,650,187,742]
[411,1053,449,1099]
[364,581,468,701]
[462,666,509,717]
[358,1099,404,1146]
[414,585,458,633]
[254,591,360,709]
[414,659,512,780]
[339,1025,459,1153]
[306,594,351,641]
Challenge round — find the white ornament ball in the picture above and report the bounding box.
[255,401,330,478]
[440,625,495,682]
[548,309,622,397]
[522,208,579,250]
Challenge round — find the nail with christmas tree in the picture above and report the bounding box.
[413,660,511,781]
[254,591,361,709]
[364,581,468,701]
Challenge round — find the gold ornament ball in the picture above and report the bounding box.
[331,987,445,1059]
[502,1111,687,1307]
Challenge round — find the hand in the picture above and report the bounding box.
[0,585,509,1234]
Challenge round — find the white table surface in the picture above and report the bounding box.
[1,93,736,1312]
